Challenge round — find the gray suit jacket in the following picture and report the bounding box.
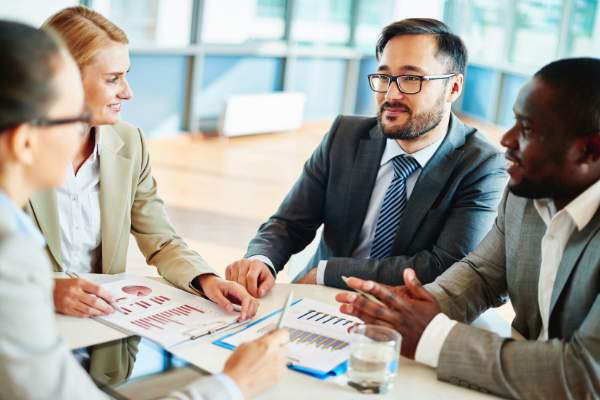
[425,189,600,399]
[0,201,232,400]
[245,113,508,288]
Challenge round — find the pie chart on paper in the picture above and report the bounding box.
[122,285,153,296]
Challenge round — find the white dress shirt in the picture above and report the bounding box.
[415,178,600,368]
[56,129,102,273]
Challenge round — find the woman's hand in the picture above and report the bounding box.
[223,329,289,399]
[53,278,116,318]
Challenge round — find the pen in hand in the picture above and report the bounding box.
[65,270,125,314]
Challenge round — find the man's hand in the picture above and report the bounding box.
[294,267,317,284]
[223,329,289,399]
[335,269,442,359]
[226,259,275,298]
[53,278,116,318]
[196,275,259,322]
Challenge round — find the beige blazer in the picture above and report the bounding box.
[25,121,215,293]
[0,198,236,400]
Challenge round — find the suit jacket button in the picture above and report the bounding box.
[470,385,479,391]
[460,381,469,388]
[480,388,489,394]
[449,378,460,385]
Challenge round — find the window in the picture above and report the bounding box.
[293,58,346,120]
[0,0,78,27]
[201,0,287,44]
[89,0,194,48]
[510,0,565,67]
[292,0,353,46]
[566,0,599,58]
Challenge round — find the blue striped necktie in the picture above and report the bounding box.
[370,154,420,260]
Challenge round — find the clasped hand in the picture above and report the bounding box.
[335,268,442,359]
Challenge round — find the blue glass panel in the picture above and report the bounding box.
[120,55,188,138]
[355,57,378,116]
[499,74,529,127]
[197,56,284,122]
[293,58,346,120]
[461,65,495,120]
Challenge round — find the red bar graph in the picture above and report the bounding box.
[129,304,204,331]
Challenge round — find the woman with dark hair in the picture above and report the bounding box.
[0,20,288,400]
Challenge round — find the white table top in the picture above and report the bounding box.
[54,272,521,399]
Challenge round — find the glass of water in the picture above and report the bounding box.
[347,324,401,394]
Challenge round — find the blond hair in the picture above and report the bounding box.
[42,5,128,68]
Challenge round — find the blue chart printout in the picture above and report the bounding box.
[221,298,363,373]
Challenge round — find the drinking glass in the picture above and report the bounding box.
[347,324,401,394]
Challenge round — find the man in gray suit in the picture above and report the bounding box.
[227,18,507,297]
[337,58,600,399]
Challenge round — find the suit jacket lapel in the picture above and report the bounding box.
[342,125,386,256]
[516,200,545,338]
[389,113,466,256]
[28,189,62,268]
[99,125,132,274]
[549,205,600,316]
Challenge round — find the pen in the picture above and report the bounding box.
[276,290,294,330]
[342,276,387,308]
[65,270,125,314]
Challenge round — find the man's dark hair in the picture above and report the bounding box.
[376,18,468,76]
[534,58,600,137]
[0,20,63,133]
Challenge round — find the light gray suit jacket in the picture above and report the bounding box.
[246,113,507,287]
[425,189,600,399]
[0,201,233,400]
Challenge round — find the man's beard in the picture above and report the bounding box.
[506,149,571,200]
[376,91,446,141]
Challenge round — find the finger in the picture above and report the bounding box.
[223,282,255,320]
[257,271,275,297]
[238,291,257,322]
[403,268,432,300]
[225,265,232,280]
[209,284,236,313]
[238,261,250,291]
[335,292,355,304]
[339,304,396,329]
[267,329,290,346]
[79,293,115,314]
[357,280,411,311]
[344,292,404,325]
[246,264,261,297]
[230,262,240,284]
[80,280,115,302]
[345,276,367,290]
[73,299,111,316]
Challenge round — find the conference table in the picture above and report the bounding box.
[54,272,523,399]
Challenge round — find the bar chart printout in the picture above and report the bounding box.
[94,276,242,348]
[222,298,363,373]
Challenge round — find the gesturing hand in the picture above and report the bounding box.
[196,274,259,322]
[335,268,442,359]
[223,329,289,399]
[53,278,116,318]
[226,259,275,298]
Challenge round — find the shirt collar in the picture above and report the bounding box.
[380,131,447,168]
[0,189,46,247]
[534,178,600,231]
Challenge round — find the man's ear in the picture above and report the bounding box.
[448,74,463,103]
[582,132,600,163]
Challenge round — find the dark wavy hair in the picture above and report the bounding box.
[376,18,468,76]
[0,20,63,133]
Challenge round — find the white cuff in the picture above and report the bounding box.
[316,260,327,285]
[414,313,457,368]
[247,255,277,278]
[212,373,245,400]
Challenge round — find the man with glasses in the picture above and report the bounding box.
[227,18,507,295]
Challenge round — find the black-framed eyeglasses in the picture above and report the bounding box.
[30,109,91,127]
[367,73,458,94]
